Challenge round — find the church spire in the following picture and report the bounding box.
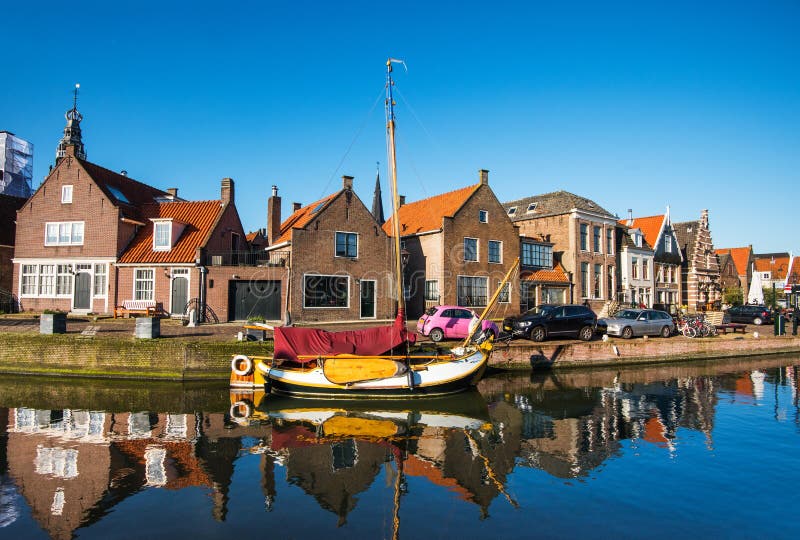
[371,162,385,225]
[56,83,87,163]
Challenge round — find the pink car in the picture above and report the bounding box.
[416,305,499,343]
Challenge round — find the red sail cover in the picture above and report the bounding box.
[273,309,416,364]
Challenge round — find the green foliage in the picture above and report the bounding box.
[723,287,743,306]
[763,287,786,308]
[247,315,266,323]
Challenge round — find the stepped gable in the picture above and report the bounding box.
[118,200,224,264]
[503,190,616,220]
[382,183,481,236]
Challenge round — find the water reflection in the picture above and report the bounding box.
[1,356,798,539]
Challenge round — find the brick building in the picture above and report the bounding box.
[622,210,684,311]
[673,210,722,311]
[266,176,394,323]
[383,170,520,319]
[714,245,753,298]
[503,190,618,311]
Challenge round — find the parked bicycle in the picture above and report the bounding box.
[676,314,716,338]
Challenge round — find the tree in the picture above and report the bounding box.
[723,287,743,306]
[763,287,786,308]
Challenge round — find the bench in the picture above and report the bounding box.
[114,300,166,318]
[705,311,747,335]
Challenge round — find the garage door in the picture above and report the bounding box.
[229,280,281,321]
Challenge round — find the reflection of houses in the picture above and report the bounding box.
[384,171,520,319]
[673,210,721,311]
[503,191,618,311]
[4,409,246,540]
[266,178,394,323]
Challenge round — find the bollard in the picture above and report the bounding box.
[774,314,785,336]
[40,312,67,334]
[135,317,160,339]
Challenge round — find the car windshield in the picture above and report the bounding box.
[525,306,554,317]
[615,310,642,320]
[425,307,439,316]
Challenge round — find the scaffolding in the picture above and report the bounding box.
[0,131,33,198]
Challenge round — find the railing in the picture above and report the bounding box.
[206,250,289,267]
[0,289,19,314]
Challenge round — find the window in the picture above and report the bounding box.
[93,264,107,296]
[304,274,349,308]
[607,265,615,299]
[657,264,664,282]
[39,264,55,296]
[581,262,589,298]
[507,206,517,216]
[527,202,537,213]
[457,276,488,307]
[335,232,358,258]
[424,280,439,301]
[478,210,488,223]
[463,238,478,262]
[21,264,37,295]
[642,259,649,280]
[607,228,614,255]
[45,222,84,246]
[488,240,502,263]
[521,243,553,267]
[580,224,588,251]
[61,185,73,203]
[498,282,510,303]
[594,264,602,298]
[593,226,601,253]
[134,269,155,301]
[154,222,171,251]
[56,265,72,295]
[631,257,639,279]
[665,234,672,253]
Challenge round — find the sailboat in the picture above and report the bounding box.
[230,58,517,399]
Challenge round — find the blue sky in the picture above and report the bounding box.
[3,1,798,254]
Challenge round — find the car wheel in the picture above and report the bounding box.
[753,317,763,325]
[660,326,672,338]
[530,326,546,342]
[622,326,634,339]
[429,328,444,342]
[578,326,593,341]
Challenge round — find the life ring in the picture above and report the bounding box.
[229,400,252,419]
[231,355,253,376]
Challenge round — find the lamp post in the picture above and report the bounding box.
[770,258,776,311]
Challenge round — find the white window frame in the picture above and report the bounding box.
[334,231,359,259]
[303,273,350,309]
[56,264,73,296]
[665,234,672,253]
[527,202,537,213]
[20,264,37,296]
[153,221,172,251]
[463,237,479,262]
[38,264,56,296]
[134,268,155,301]
[497,281,511,304]
[580,224,588,251]
[488,240,503,264]
[169,267,191,315]
[478,210,488,223]
[93,263,107,297]
[593,226,602,253]
[424,280,440,302]
[61,185,73,204]
[507,206,517,216]
[607,228,614,255]
[44,221,84,246]
[457,275,489,308]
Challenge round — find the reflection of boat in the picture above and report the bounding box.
[230,59,518,399]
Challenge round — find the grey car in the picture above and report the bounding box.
[600,309,675,339]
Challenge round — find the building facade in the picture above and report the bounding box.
[673,210,721,311]
[616,225,655,307]
[715,246,753,297]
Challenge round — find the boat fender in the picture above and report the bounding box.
[406,368,416,390]
[231,355,254,376]
[229,400,253,419]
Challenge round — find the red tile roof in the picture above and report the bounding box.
[621,215,664,248]
[118,200,224,263]
[788,257,799,283]
[521,264,570,283]
[754,254,790,276]
[274,193,338,244]
[383,184,481,236]
[714,246,751,276]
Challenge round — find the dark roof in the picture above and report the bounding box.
[503,190,616,221]
[620,226,653,251]
[672,220,699,260]
[77,158,170,219]
[0,193,26,245]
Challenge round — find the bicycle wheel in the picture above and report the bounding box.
[682,326,697,338]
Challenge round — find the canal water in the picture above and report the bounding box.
[1,355,798,539]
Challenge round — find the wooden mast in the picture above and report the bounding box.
[386,58,405,313]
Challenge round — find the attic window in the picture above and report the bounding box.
[526,202,537,213]
[154,221,171,251]
[107,186,130,204]
[311,201,326,214]
[507,207,517,216]
[479,210,488,223]
[61,185,73,204]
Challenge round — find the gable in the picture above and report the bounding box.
[383,183,481,236]
[274,193,339,244]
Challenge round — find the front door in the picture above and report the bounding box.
[73,272,91,310]
[171,276,189,316]
[360,280,376,319]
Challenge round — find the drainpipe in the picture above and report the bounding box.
[566,271,574,303]
[199,266,207,323]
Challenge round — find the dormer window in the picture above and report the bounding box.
[507,206,517,216]
[526,202,537,213]
[479,210,488,223]
[154,221,171,251]
[61,185,73,204]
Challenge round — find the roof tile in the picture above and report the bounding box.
[714,246,751,276]
[521,265,570,283]
[383,184,481,236]
[274,193,338,244]
[622,215,664,248]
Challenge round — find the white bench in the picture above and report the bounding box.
[114,300,165,318]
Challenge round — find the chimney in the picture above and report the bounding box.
[479,169,489,185]
[627,209,633,227]
[292,202,302,212]
[399,195,406,207]
[268,185,282,245]
[221,177,234,204]
[166,188,178,198]
[342,175,354,190]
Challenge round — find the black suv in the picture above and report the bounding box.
[503,304,597,342]
[724,305,773,325]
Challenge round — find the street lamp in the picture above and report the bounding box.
[770,257,776,311]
